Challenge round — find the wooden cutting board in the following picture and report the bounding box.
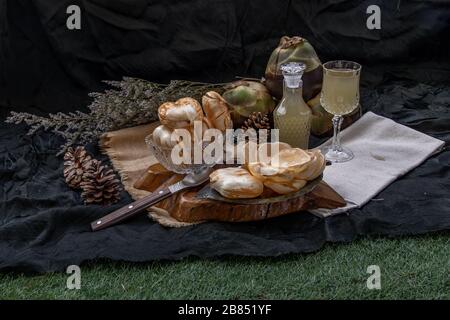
[133,164,346,223]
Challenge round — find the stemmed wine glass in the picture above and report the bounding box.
[320,60,361,163]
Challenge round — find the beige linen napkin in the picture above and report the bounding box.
[310,111,445,218]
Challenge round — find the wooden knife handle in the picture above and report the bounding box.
[91,188,172,231]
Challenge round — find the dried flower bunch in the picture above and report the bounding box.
[6,77,225,154]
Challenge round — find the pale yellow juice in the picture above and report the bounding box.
[274,61,312,149]
[274,104,311,149]
[321,69,359,115]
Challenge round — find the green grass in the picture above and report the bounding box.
[1,233,449,299]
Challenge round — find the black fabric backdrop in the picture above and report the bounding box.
[0,0,449,273]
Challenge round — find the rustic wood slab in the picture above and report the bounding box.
[134,164,346,223]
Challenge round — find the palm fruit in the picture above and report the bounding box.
[307,93,333,136]
[222,80,276,128]
[265,36,323,101]
[307,93,362,137]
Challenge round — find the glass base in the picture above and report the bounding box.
[321,145,354,163]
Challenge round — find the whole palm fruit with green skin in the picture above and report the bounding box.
[265,36,323,101]
[307,94,333,136]
[222,80,276,128]
[307,93,362,137]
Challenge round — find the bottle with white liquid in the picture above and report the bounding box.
[273,62,311,149]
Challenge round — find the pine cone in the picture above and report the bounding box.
[241,112,271,131]
[80,160,122,206]
[63,146,93,189]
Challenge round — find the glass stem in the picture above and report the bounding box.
[332,115,343,152]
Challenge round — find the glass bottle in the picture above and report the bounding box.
[273,62,312,149]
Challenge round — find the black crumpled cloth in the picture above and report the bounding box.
[0,0,449,273]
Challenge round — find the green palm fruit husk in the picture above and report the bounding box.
[222,80,276,128]
[307,93,363,137]
[265,36,323,101]
[307,94,333,136]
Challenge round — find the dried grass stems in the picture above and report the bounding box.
[6,77,226,155]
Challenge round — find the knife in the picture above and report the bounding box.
[91,166,213,231]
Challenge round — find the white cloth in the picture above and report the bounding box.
[311,111,445,218]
